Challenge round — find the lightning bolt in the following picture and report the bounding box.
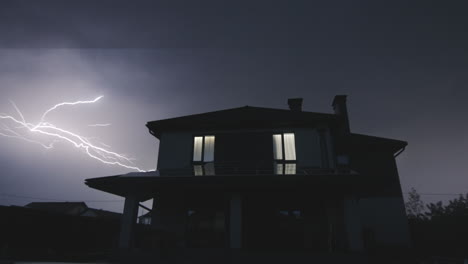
[88,123,111,127]
[0,96,148,172]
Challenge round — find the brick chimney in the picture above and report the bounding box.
[288,98,303,112]
[332,95,350,133]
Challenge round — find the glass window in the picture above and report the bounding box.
[285,163,296,175]
[272,134,283,160]
[204,162,215,176]
[193,136,216,176]
[273,133,296,175]
[204,136,215,162]
[194,165,204,176]
[193,135,215,162]
[193,136,203,162]
[274,163,283,175]
[283,133,296,160]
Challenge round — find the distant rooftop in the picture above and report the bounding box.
[25,202,121,218]
[25,202,87,215]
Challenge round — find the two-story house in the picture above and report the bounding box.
[85,95,410,253]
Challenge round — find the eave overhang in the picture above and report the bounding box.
[85,170,362,202]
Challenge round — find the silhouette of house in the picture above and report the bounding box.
[26,202,88,216]
[86,95,410,252]
[80,207,122,219]
[25,202,121,219]
[138,211,152,225]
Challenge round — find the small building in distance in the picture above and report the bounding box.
[25,202,121,219]
[25,202,88,216]
[138,212,152,225]
[86,95,410,253]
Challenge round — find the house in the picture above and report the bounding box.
[85,95,410,253]
[80,207,122,219]
[1,204,122,259]
[25,202,88,216]
[25,202,121,219]
[138,212,152,225]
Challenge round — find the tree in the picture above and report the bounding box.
[425,193,468,219]
[405,187,425,219]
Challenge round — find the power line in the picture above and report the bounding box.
[418,193,466,196]
[404,192,468,197]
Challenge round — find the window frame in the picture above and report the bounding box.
[192,135,216,164]
[273,132,297,175]
[192,135,216,176]
[273,132,296,162]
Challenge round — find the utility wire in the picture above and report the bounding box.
[1,191,466,204]
[417,193,466,196]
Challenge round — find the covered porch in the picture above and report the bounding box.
[85,168,365,253]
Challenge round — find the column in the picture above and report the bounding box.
[230,193,242,249]
[119,195,139,249]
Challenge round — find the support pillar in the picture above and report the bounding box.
[119,195,139,249]
[230,193,242,249]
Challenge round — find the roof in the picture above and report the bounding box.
[25,202,88,215]
[349,133,407,153]
[85,168,361,201]
[146,106,337,138]
[80,208,122,219]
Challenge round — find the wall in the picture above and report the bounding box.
[349,144,411,248]
[359,197,411,248]
[294,128,322,168]
[157,127,327,170]
[157,132,192,169]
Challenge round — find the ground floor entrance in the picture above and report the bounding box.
[149,190,347,252]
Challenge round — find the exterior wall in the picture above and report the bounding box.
[157,132,192,170]
[343,197,364,251]
[350,151,403,197]
[349,148,410,249]
[157,127,329,170]
[294,128,322,168]
[359,197,411,248]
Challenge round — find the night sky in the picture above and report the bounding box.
[0,0,467,213]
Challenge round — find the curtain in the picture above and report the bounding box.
[284,133,296,161]
[193,136,203,161]
[273,134,283,160]
[204,136,215,162]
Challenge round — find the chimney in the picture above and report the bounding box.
[332,95,350,133]
[288,98,303,112]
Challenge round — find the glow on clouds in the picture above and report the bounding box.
[0,96,146,172]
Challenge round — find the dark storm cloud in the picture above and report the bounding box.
[1,0,468,211]
[1,0,467,49]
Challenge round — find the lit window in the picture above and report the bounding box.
[274,163,283,175]
[194,164,204,176]
[273,134,283,160]
[283,133,296,160]
[193,135,215,176]
[204,162,215,176]
[203,136,215,162]
[193,137,203,162]
[194,163,215,176]
[284,163,296,175]
[273,133,296,175]
[193,135,215,162]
